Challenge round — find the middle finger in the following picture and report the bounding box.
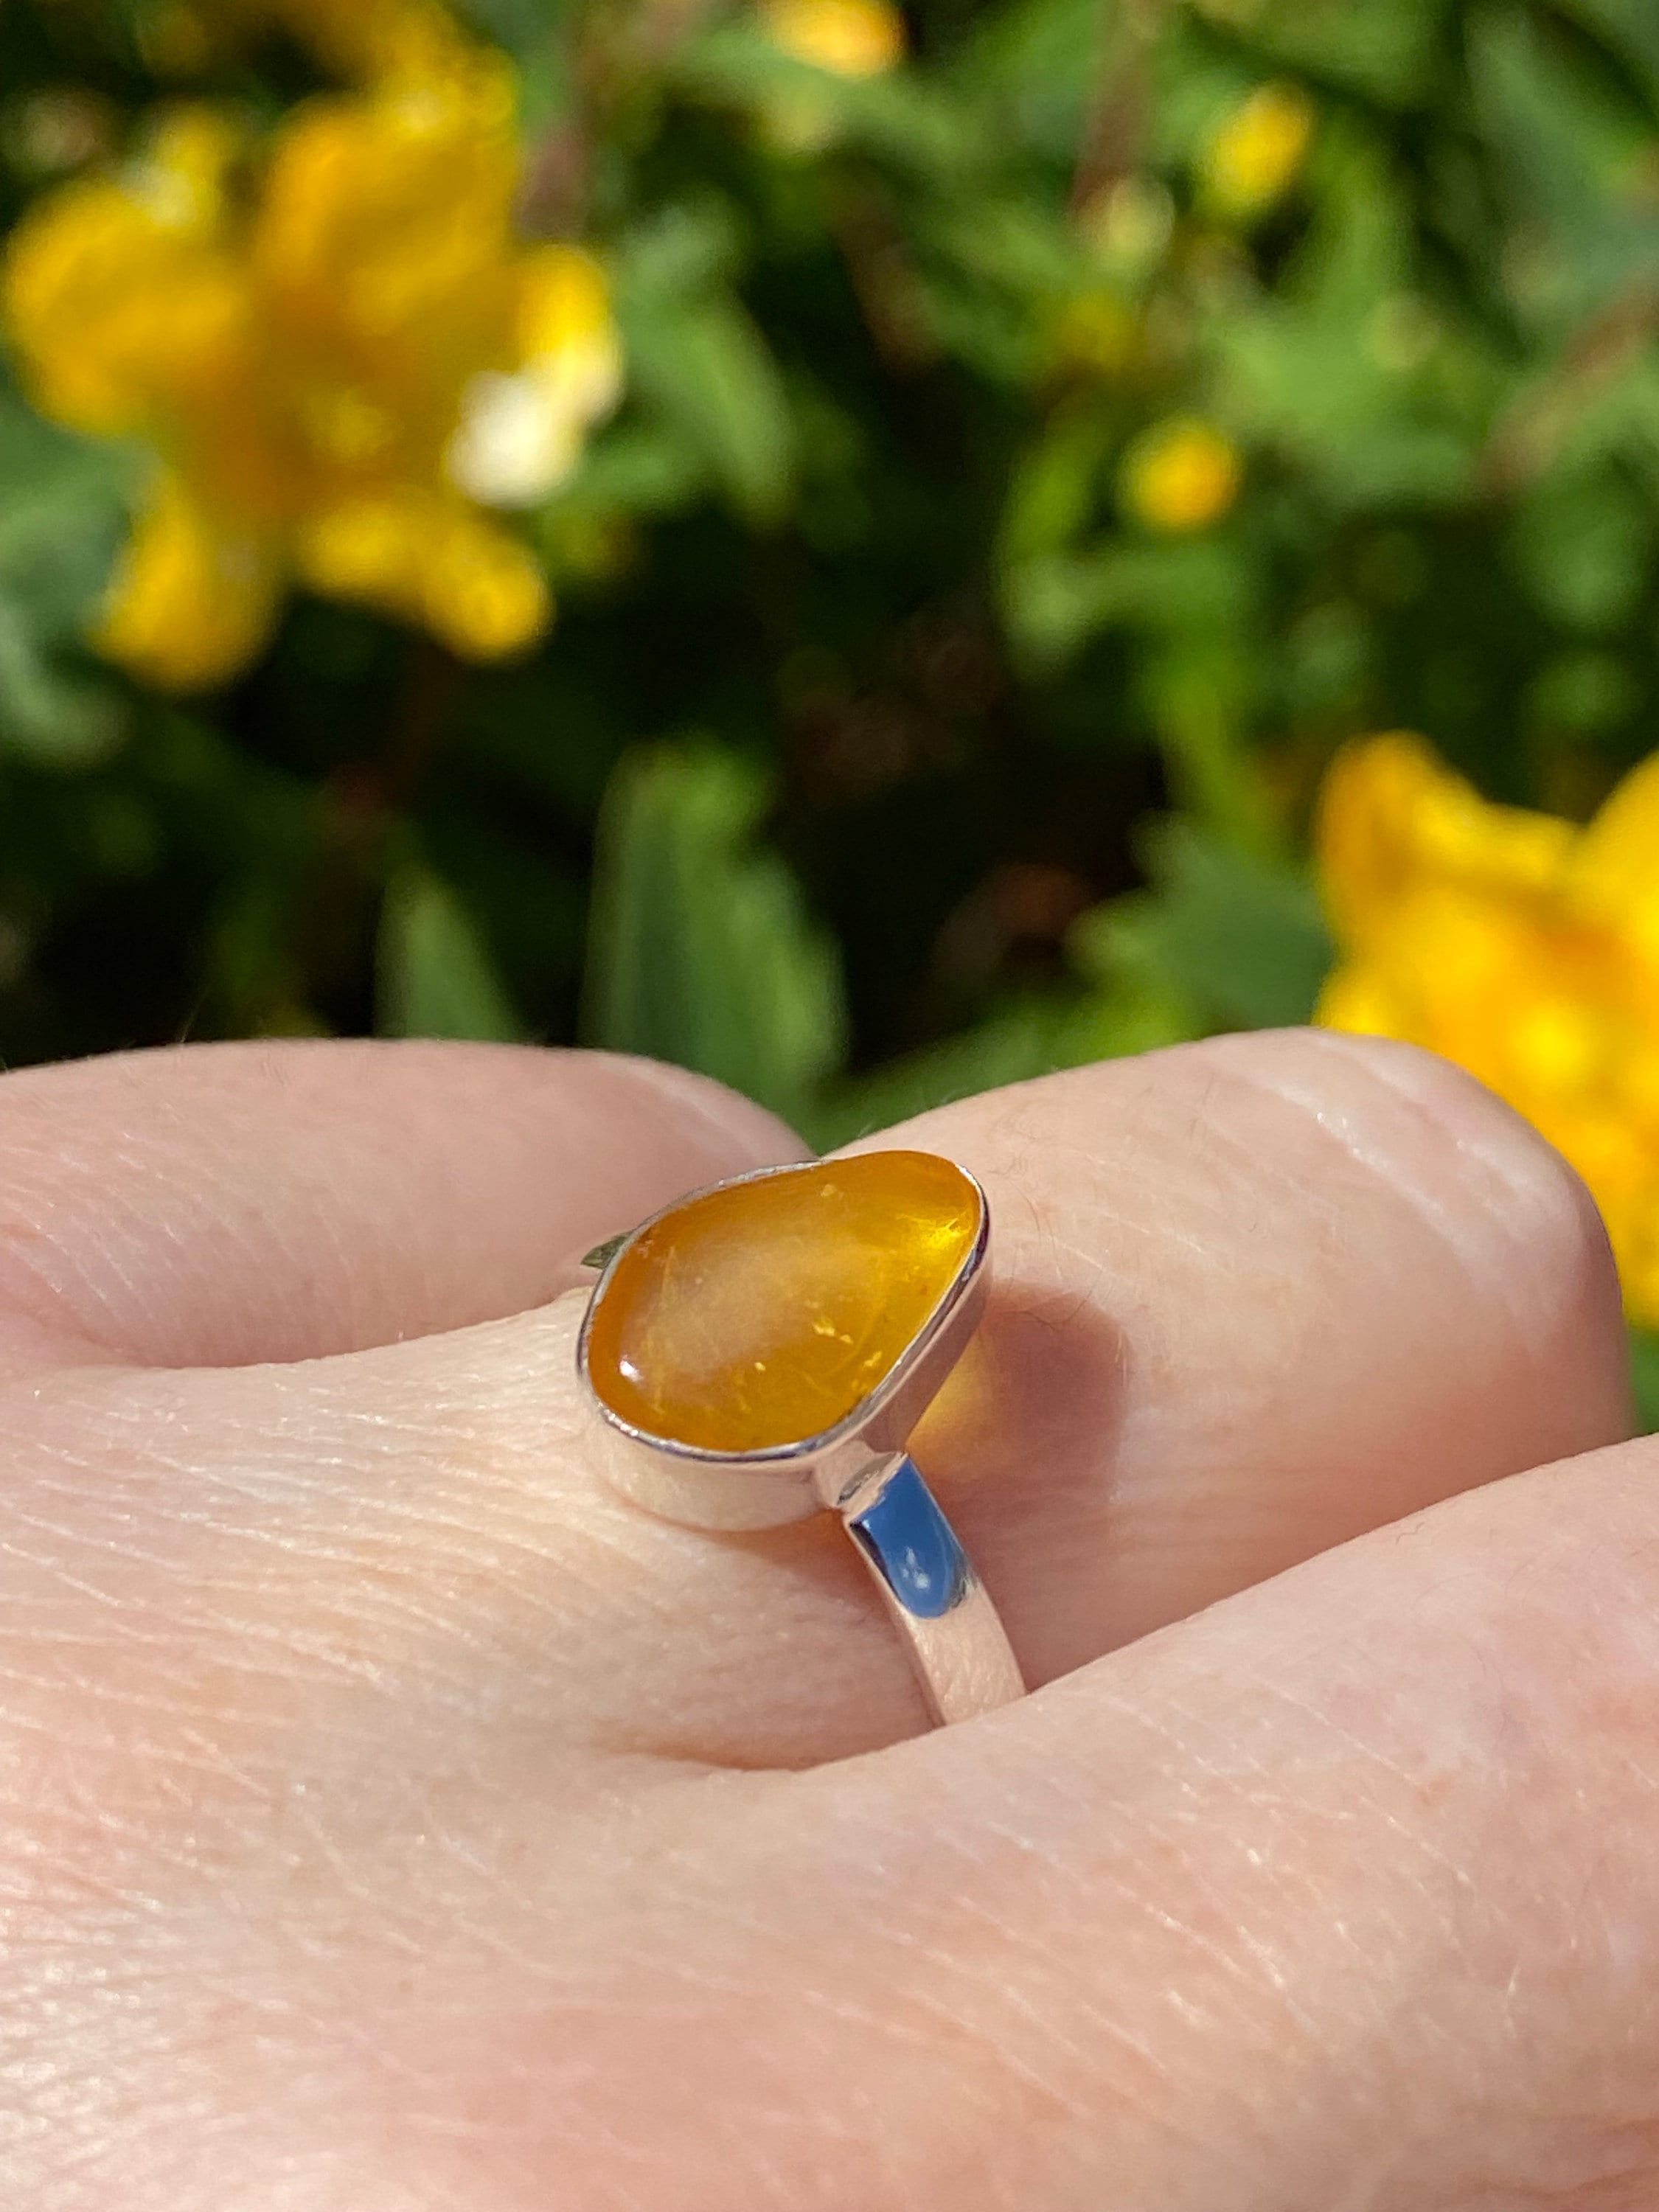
[0,1029,1627,1777]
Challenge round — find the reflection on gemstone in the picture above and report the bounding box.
[585,1150,981,1452]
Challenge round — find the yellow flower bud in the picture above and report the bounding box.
[1121,417,1241,532]
[1202,81,1315,220]
[760,0,906,78]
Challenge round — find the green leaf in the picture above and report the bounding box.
[1239,0,1441,106]
[1527,647,1638,734]
[0,385,128,766]
[633,298,793,525]
[1074,819,1335,1032]
[810,1000,1065,1149]
[1565,0,1659,112]
[0,386,125,617]
[1511,466,1652,632]
[614,200,744,301]
[998,410,1115,569]
[378,866,526,1043]
[583,740,846,1126]
[1002,538,1255,672]
[615,218,796,526]
[0,602,123,767]
[1630,1326,1659,1435]
[552,421,708,518]
[1469,6,1659,327]
[953,0,1111,158]
[459,0,558,63]
[807,973,1198,1151]
[672,24,972,175]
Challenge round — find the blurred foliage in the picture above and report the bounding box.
[4,0,1659,1388]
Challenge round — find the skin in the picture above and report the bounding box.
[0,1026,1649,2211]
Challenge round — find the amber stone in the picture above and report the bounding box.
[585,1150,981,1453]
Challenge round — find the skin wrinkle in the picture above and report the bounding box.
[1237,1039,1612,1343]
[518,2028,890,2212]
[1219,1060,1540,1284]
[1009,1808,1310,2033]
[175,1496,591,1606]
[985,1102,1250,1278]
[0,1619,507,1876]
[1,1357,593,1562]
[0,1593,425,1711]
[1244,1033,1497,1199]
[787,1584,1495,2185]
[849,1968,1216,2212]
[1243,1675,1487,1902]
[33,1144,193,1332]
[1293,1028,1604,1243]
[0,1043,801,1372]
[901,1864,1244,2101]
[982,1062,1531,1513]
[752,1770,1239,2132]
[1076,1820,1352,2076]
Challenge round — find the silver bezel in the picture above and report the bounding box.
[577,1153,990,1531]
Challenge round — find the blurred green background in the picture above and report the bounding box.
[2,0,1659,1355]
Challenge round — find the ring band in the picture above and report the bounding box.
[576,1150,1025,1726]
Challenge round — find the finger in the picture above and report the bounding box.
[55,1433,1659,2212]
[872,1024,1632,1683]
[0,1039,801,1371]
[605,1430,1659,2212]
[0,1030,1626,1788]
[557,1025,1626,1756]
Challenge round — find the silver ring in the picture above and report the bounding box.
[576,1150,1025,1726]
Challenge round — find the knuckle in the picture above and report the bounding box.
[1228,1027,1623,1349]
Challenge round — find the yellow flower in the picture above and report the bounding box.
[1121,417,1241,532]
[1,108,248,439]
[1,55,622,689]
[296,487,550,661]
[1201,82,1315,220]
[97,472,282,690]
[1315,732,1659,1326]
[760,0,906,77]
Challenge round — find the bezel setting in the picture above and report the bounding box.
[577,1154,990,1531]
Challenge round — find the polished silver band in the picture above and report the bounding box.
[844,1453,1024,1723]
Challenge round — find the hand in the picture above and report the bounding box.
[0,1031,1643,2211]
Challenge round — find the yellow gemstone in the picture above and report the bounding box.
[585,1150,981,1453]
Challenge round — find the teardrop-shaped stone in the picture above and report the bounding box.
[585,1150,981,1453]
